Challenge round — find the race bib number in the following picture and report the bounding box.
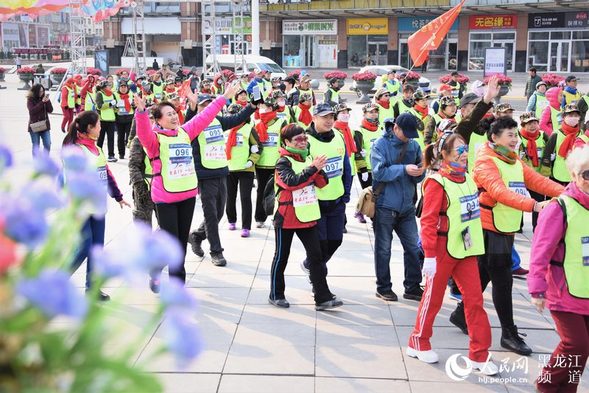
[459,193,480,222]
[224,134,244,146]
[203,125,224,144]
[582,236,589,266]
[262,133,279,147]
[324,156,343,178]
[117,101,128,114]
[292,186,317,207]
[508,181,529,198]
[168,143,195,179]
[277,111,287,120]
[97,165,108,185]
[205,144,226,161]
[155,93,163,100]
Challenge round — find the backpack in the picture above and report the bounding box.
[262,175,276,217]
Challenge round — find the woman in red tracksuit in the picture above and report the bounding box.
[269,124,343,311]
[407,132,498,375]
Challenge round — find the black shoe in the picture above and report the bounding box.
[107,156,117,163]
[149,278,160,294]
[376,290,398,302]
[450,302,468,335]
[188,232,204,257]
[269,297,290,308]
[86,289,110,302]
[501,325,532,356]
[403,287,424,301]
[316,297,344,311]
[211,252,227,267]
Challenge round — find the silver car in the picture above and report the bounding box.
[350,65,431,97]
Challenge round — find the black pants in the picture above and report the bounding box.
[254,167,274,224]
[529,189,546,232]
[191,177,226,255]
[153,197,196,284]
[116,120,132,158]
[357,171,373,190]
[97,120,116,158]
[270,226,333,304]
[226,171,254,230]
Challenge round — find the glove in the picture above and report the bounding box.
[422,257,437,278]
[244,160,253,169]
[360,149,366,158]
[250,145,259,154]
[361,172,369,182]
[109,101,116,108]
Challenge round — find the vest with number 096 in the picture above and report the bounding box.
[489,157,526,234]
[555,195,589,299]
[257,120,283,168]
[156,128,198,193]
[429,174,485,259]
[308,131,345,201]
[225,123,253,171]
[284,156,321,223]
[198,118,228,170]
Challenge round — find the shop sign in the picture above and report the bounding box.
[282,20,337,35]
[347,18,388,35]
[528,13,565,28]
[398,17,458,32]
[203,17,252,35]
[469,15,517,29]
[565,11,589,28]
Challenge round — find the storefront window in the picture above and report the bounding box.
[348,35,387,67]
[572,40,589,72]
[529,30,589,73]
[550,31,571,40]
[528,39,549,71]
[284,36,302,67]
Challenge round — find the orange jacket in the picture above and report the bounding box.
[473,143,564,233]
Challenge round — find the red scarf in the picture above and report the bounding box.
[237,100,248,107]
[118,92,131,112]
[377,99,390,109]
[558,122,580,158]
[277,106,286,113]
[297,103,312,126]
[255,112,277,142]
[176,107,184,125]
[225,123,244,159]
[519,128,540,167]
[102,88,113,97]
[334,121,357,154]
[413,104,428,119]
[361,118,379,132]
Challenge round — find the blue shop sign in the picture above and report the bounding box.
[398,17,459,32]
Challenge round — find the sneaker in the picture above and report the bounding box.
[403,287,424,301]
[256,221,265,228]
[300,259,310,275]
[228,223,237,231]
[512,267,529,277]
[315,298,343,311]
[107,156,117,163]
[211,252,227,267]
[240,229,250,238]
[376,290,398,302]
[188,232,204,257]
[471,359,499,376]
[149,278,160,294]
[86,289,111,302]
[406,347,439,364]
[269,297,290,308]
[501,325,532,356]
[119,155,125,160]
[354,211,367,224]
[449,292,463,301]
[450,302,469,335]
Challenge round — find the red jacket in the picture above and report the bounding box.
[274,148,328,229]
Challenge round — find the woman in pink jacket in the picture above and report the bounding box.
[528,144,589,392]
[539,87,563,137]
[134,83,240,291]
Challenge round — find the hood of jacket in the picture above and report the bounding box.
[564,181,589,210]
[546,87,561,109]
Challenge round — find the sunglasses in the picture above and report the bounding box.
[455,144,469,155]
[291,135,308,143]
[581,170,589,181]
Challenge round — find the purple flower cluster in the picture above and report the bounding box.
[0,144,13,172]
[163,309,202,363]
[1,196,48,248]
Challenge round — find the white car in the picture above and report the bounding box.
[350,65,431,96]
[205,54,287,80]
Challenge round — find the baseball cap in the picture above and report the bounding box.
[439,84,453,93]
[440,96,456,107]
[495,103,514,113]
[334,103,352,113]
[362,103,379,113]
[413,91,430,101]
[197,94,214,105]
[300,74,312,83]
[460,93,481,108]
[565,75,577,83]
[393,113,419,139]
[563,104,580,115]
[375,88,390,99]
[313,103,335,116]
[536,81,547,89]
[519,112,539,125]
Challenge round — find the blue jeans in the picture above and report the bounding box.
[29,130,51,156]
[71,215,106,289]
[373,206,422,293]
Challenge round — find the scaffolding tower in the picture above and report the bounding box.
[232,0,247,76]
[68,0,88,74]
[122,0,147,75]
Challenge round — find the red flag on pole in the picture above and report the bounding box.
[408,0,465,67]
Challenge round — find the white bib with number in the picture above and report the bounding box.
[292,186,317,207]
[582,236,589,266]
[459,193,480,222]
[168,143,195,179]
[262,133,279,147]
[203,125,224,144]
[324,156,343,178]
[205,144,226,161]
[509,181,529,198]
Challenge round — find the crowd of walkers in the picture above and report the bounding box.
[26,64,589,391]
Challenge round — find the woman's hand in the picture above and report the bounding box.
[483,75,500,103]
[312,155,327,171]
[118,199,132,209]
[531,297,545,313]
[223,82,241,100]
[134,94,146,112]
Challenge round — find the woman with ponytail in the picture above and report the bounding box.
[407,132,497,375]
[63,111,131,301]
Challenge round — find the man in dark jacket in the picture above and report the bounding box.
[524,67,542,100]
[186,92,259,267]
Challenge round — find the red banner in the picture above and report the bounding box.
[469,15,518,29]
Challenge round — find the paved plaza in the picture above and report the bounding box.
[1,70,588,393]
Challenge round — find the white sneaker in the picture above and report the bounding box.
[471,359,499,376]
[406,347,439,364]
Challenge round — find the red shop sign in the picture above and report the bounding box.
[469,15,518,29]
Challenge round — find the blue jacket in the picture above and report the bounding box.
[371,130,424,215]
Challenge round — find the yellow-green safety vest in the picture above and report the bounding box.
[327,88,340,104]
[429,173,485,259]
[384,80,400,96]
[152,83,165,101]
[535,94,548,119]
[408,108,427,151]
[276,108,293,124]
[156,128,197,193]
[334,125,357,175]
[358,126,380,171]
[556,195,589,299]
[490,157,526,234]
[78,144,108,215]
[98,91,116,122]
[225,122,253,171]
[284,156,322,223]
[308,131,346,201]
[396,99,412,116]
[198,118,227,170]
[563,90,582,106]
[518,131,546,172]
[377,103,395,127]
[550,107,562,136]
[114,92,134,116]
[468,132,487,173]
[65,86,76,109]
[257,120,283,168]
[84,91,96,112]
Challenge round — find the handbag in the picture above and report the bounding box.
[30,105,48,133]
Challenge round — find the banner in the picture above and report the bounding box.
[484,47,506,77]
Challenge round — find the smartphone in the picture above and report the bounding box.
[252,84,261,102]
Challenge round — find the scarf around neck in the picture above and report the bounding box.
[559,122,580,158]
[361,118,379,132]
[413,104,428,119]
[118,92,131,112]
[255,112,277,142]
[377,99,390,109]
[519,128,540,167]
[334,120,357,154]
[439,160,466,178]
[225,122,246,160]
[490,143,518,164]
[297,103,312,126]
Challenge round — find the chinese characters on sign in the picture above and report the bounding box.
[469,15,518,29]
[282,20,338,35]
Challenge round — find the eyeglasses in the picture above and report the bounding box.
[291,135,308,143]
[455,144,469,155]
[581,170,589,181]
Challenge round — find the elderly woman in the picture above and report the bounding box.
[528,144,589,392]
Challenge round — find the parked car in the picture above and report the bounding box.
[350,65,431,97]
[204,54,287,79]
